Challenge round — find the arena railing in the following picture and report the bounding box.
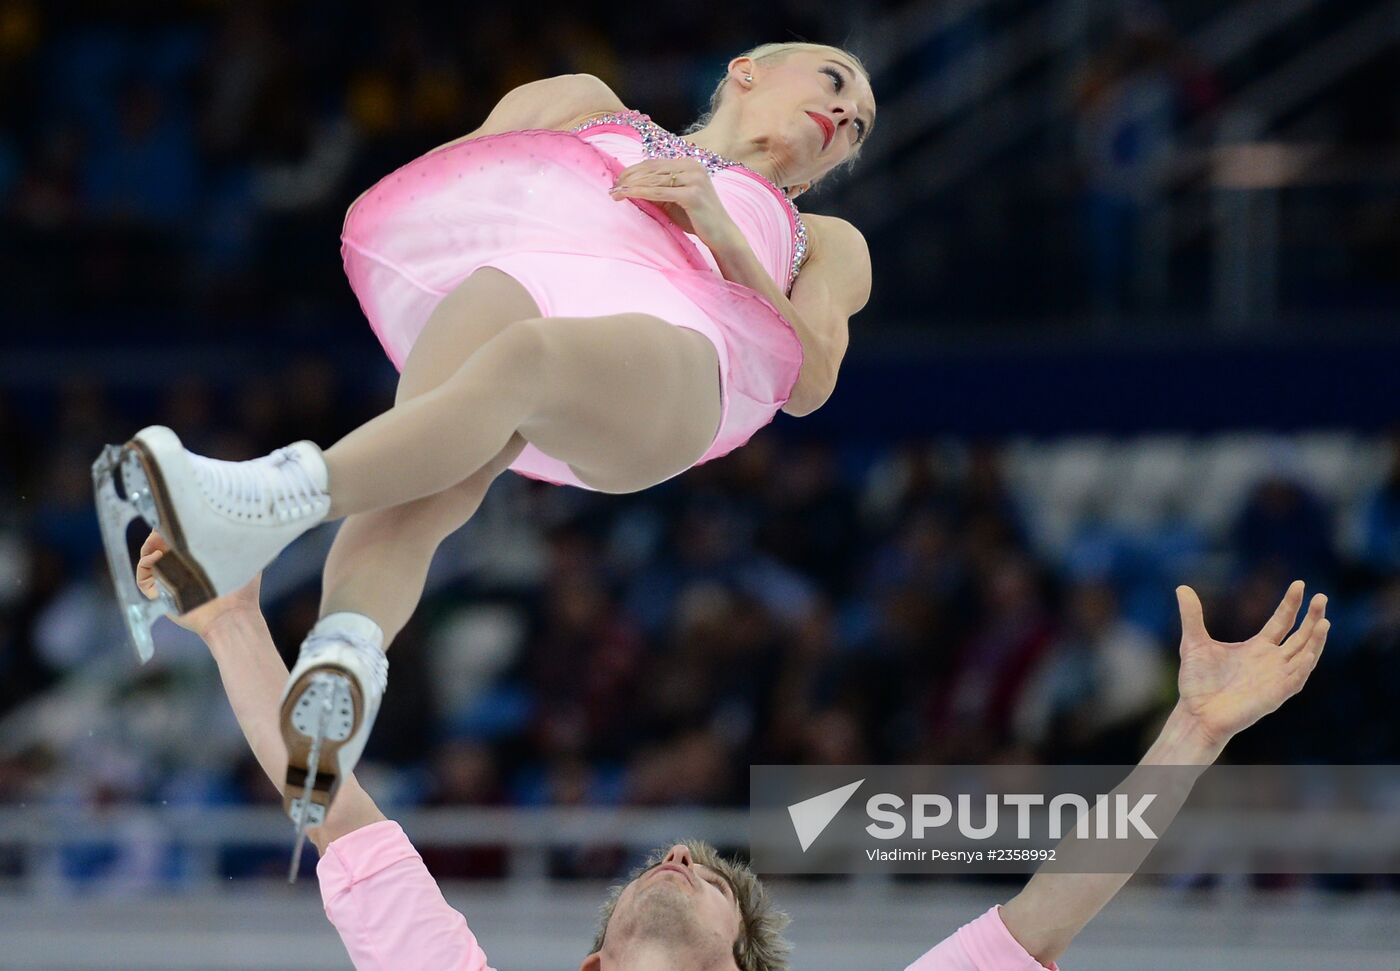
[0,804,1394,896]
[0,805,749,891]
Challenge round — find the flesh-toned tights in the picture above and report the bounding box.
[318,267,722,645]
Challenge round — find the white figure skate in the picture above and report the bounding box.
[281,613,388,882]
[92,425,330,661]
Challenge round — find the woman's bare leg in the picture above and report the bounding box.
[276,274,722,827]
[321,312,723,516]
[316,436,525,644]
[317,267,539,643]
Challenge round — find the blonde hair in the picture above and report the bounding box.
[683,41,874,194]
[591,839,792,971]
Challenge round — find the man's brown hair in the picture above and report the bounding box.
[591,840,792,971]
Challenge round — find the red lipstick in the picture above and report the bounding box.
[806,111,834,149]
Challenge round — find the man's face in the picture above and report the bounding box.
[592,844,743,969]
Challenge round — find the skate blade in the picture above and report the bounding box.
[93,441,222,661]
[92,444,172,663]
[282,671,359,883]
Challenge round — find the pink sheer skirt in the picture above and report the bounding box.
[340,129,804,490]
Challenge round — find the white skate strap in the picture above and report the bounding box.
[300,622,389,696]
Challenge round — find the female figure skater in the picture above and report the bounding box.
[97,42,876,832]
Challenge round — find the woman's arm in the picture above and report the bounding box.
[708,214,870,417]
[344,73,626,222]
[605,160,871,418]
[427,73,627,154]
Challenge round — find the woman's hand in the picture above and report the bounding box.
[137,530,262,639]
[609,158,744,250]
[1173,581,1329,749]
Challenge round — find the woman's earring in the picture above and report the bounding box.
[744,74,752,83]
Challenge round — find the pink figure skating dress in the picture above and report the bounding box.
[341,109,810,490]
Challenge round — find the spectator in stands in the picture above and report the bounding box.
[1071,4,1216,318]
[1232,472,1338,585]
[928,554,1055,759]
[82,79,197,227]
[1015,578,1169,762]
[1357,439,1400,574]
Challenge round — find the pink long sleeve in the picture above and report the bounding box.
[318,820,496,971]
[905,906,1058,971]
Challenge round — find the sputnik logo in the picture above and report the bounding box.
[787,779,864,852]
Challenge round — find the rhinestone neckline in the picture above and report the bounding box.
[570,110,809,293]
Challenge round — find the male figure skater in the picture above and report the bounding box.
[137,532,1328,969]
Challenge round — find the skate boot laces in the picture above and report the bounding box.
[192,445,328,524]
[301,628,389,696]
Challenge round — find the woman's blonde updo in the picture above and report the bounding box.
[682,41,874,194]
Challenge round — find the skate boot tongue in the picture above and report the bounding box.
[192,441,330,523]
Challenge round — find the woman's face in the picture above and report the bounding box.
[733,49,876,191]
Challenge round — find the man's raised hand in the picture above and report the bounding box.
[1174,580,1329,749]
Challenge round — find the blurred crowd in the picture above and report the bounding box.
[2,0,1396,327]
[874,0,1398,326]
[0,0,865,320]
[0,367,1397,883]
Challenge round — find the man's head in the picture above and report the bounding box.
[581,841,790,971]
[684,42,876,200]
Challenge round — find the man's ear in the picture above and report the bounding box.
[580,954,602,971]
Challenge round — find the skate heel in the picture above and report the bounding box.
[92,443,211,662]
[282,670,360,882]
[124,435,217,613]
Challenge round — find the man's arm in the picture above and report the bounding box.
[997,582,1329,966]
[201,605,495,971]
[138,535,383,852]
[905,581,1328,970]
[141,534,495,971]
[200,607,387,854]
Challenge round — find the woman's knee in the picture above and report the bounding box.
[339,459,502,552]
[396,268,543,406]
[447,316,555,407]
[325,437,524,594]
[493,316,555,367]
[402,435,524,531]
